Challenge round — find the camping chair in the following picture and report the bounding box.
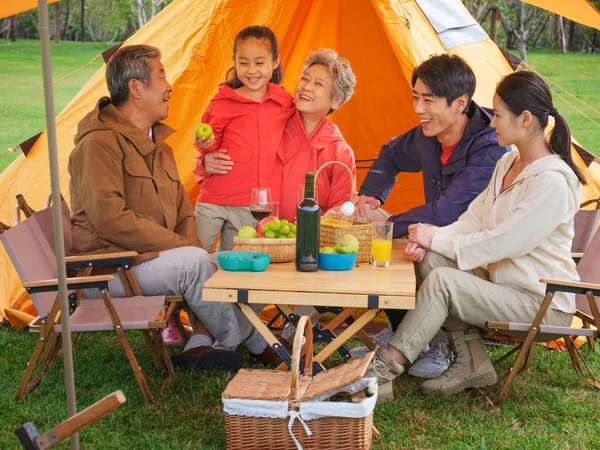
[482,227,600,406]
[0,201,181,405]
[571,198,600,258]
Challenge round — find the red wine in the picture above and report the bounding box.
[251,209,272,220]
[296,173,320,272]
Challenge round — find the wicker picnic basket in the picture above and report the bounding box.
[222,316,376,450]
[316,161,372,263]
[232,236,295,263]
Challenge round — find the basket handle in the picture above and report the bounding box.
[289,316,314,404]
[314,160,355,200]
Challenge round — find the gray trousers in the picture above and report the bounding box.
[388,251,573,363]
[195,202,257,252]
[85,246,255,348]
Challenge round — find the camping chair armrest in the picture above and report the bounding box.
[23,275,115,294]
[540,278,600,296]
[65,251,138,269]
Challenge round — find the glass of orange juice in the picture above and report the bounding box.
[372,221,393,267]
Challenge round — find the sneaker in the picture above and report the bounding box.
[350,328,393,358]
[408,340,451,379]
[161,317,185,346]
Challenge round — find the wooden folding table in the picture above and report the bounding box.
[203,240,416,369]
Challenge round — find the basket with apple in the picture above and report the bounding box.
[232,217,296,263]
[315,161,373,263]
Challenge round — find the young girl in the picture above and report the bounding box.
[372,71,585,396]
[193,25,295,251]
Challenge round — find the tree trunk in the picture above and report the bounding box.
[63,0,71,40]
[518,2,527,61]
[126,19,134,39]
[568,20,576,51]
[81,0,86,42]
[554,15,566,52]
[490,7,497,42]
[9,15,16,42]
[55,3,61,43]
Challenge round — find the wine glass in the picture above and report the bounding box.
[250,188,272,220]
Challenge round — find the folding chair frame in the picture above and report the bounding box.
[481,279,600,406]
[17,270,180,405]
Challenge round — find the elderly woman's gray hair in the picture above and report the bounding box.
[106,45,161,107]
[302,48,356,113]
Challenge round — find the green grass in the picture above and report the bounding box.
[1,328,599,449]
[0,40,110,172]
[519,50,600,157]
[1,42,599,173]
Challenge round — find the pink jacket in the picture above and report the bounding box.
[280,112,356,222]
[194,83,295,206]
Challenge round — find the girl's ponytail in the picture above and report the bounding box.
[549,110,586,184]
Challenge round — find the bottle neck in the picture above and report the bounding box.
[304,173,316,199]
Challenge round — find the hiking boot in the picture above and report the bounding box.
[408,340,450,379]
[421,329,497,395]
[350,328,393,359]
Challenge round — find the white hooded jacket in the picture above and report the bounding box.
[431,151,581,314]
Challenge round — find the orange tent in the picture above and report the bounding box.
[2,0,600,326]
[0,0,60,18]
[522,0,600,31]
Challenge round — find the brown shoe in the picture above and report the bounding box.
[250,342,291,367]
[171,345,243,371]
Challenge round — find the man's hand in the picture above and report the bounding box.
[352,195,381,217]
[203,149,234,175]
[193,135,215,151]
[408,223,437,250]
[405,241,427,263]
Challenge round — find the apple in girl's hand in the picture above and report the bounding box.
[195,123,213,139]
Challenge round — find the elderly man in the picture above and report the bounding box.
[68,45,276,370]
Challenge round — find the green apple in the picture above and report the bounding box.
[320,247,336,254]
[195,123,213,139]
[238,225,258,239]
[335,235,359,254]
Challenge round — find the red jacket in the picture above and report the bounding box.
[194,83,295,206]
[280,112,356,222]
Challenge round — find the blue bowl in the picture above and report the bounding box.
[217,252,271,272]
[318,252,358,271]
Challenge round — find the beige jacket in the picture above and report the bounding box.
[68,97,200,265]
[432,151,581,314]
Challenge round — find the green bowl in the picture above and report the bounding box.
[217,252,271,272]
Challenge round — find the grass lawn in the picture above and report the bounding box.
[1,329,599,449]
[0,40,110,172]
[1,42,599,173]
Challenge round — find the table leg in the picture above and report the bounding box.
[237,304,292,368]
[313,309,380,364]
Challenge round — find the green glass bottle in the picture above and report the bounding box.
[296,172,320,272]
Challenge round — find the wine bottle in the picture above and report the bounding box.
[350,385,377,403]
[296,172,320,272]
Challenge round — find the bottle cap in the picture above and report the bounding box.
[340,201,356,216]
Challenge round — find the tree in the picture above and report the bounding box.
[9,15,16,42]
[81,0,86,42]
[554,15,566,52]
[494,0,547,61]
[55,2,61,43]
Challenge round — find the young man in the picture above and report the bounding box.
[354,54,509,378]
[68,45,277,371]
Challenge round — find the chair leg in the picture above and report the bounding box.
[16,332,62,401]
[495,339,535,406]
[522,343,536,371]
[115,328,155,405]
[142,330,163,372]
[149,329,175,397]
[564,336,583,375]
[582,322,595,351]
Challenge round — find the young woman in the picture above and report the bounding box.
[375,70,585,395]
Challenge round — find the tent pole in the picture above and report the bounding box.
[37,1,79,449]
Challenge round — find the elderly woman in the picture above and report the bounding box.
[199,48,357,221]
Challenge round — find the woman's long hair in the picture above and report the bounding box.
[496,71,586,185]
